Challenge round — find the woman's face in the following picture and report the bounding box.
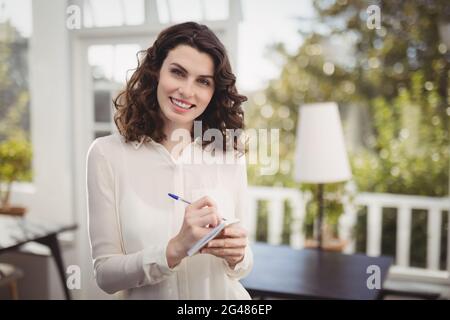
[157,44,215,129]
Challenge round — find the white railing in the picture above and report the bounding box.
[247,186,450,282]
[247,186,311,248]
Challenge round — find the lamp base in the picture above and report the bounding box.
[304,238,347,252]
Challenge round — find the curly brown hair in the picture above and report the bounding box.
[113,22,247,152]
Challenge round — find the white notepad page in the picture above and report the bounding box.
[187,218,240,256]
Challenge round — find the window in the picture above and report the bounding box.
[83,0,145,28]
[75,0,230,28]
[88,44,142,138]
[0,0,32,142]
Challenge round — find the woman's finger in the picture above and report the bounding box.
[220,225,247,238]
[203,207,222,221]
[194,206,217,218]
[201,247,244,257]
[192,212,220,227]
[206,237,246,248]
[189,196,217,210]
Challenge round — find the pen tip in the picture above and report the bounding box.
[168,193,177,200]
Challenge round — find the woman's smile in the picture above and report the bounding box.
[169,97,195,113]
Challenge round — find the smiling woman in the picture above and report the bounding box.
[86,22,253,300]
[113,22,247,151]
[157,45,215,119]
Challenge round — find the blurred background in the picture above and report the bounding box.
[0,0,449,299]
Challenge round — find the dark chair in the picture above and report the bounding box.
[0,263,24,299]
[0,210,27,299]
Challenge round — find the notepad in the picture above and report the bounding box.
[187,218,240,256]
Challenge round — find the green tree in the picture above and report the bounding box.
[0,21,32,204]
[0,21,30,142]
[0,138,32,209]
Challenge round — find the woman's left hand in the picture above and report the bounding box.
[200,225,248,269]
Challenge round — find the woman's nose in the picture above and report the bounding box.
[178,82,194,98]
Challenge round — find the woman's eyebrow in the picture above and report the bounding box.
[170,63,214,79]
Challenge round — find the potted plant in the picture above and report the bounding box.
[0,137,32,216]
[303,182,349,252]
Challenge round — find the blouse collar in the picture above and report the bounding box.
[133,136,202,150]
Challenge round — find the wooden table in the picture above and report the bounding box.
[241,242,393,300]
[0,215,77,299]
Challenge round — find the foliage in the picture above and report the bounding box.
[0,138,32,208]
[0,21,32,208]
[0,21,30,142]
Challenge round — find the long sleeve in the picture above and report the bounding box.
[222,154,254,279]
[86,140,178,294]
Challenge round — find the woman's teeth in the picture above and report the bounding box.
[171,98,192,110]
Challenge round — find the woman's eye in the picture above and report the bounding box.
[198,79,210,86]
[170,69,184,77]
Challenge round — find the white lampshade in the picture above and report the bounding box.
[294,102,352,183]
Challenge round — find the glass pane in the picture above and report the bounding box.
[168,0,202,22]
[83,0,94,28]
[123,0,145,25]
[88,44,141,83]
[157,0,229,23]
[87,0,124,27]
[83,0,144,28]
[156,0,170,24]
[89,45,114,81]
[204,0,229,21]
[94,90,111,123]
[115,44,142,83]
[89,44,141,139]
[0,0,32,38]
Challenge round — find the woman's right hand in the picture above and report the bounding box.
[166,196,222,268]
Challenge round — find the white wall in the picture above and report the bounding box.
[29,0,74,225]
[27,0,103,300]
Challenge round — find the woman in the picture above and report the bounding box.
[86,22,253,299]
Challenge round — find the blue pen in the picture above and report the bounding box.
[168,193,227,221]
[168,193,191,205]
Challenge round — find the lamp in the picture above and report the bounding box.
[294,102,352,249]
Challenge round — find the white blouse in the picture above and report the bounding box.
[86,133,253,299]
